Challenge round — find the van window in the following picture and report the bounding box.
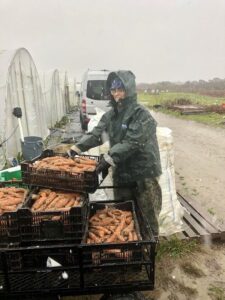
[87,80,109,100]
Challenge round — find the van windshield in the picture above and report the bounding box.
[87,80,109,100]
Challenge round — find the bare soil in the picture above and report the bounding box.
[148,111,225,299]
[152,111,225,225]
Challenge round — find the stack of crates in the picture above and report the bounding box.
[0,151,156,298]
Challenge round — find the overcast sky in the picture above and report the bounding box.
[1,0,225,83]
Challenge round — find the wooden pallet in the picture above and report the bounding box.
[171,104,207,115]
[170,192,225,241]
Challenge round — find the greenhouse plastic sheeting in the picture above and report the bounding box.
[68,76,77,107]
[63,72,71,113]
[41,69,66,128]
[64,72,77,111]
[0,48,48,169]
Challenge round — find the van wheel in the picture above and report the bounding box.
[81,121,87,131]
[80,113,87,131]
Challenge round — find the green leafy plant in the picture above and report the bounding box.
[16,151,23,163]
[208,284,225,300]
[55,116,69,128]
[180,261,205,278]
[207,208,215,216]
[157,237,199,261]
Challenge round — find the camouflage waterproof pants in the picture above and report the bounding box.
[113,178,162,237]
[135,178,162,237]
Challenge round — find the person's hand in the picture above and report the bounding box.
[67,149,79,158]
[42,149,54,157]
[96,155,111,177]
[63,145,81,158]
[62,149,78,158]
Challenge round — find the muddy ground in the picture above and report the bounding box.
[151,111,225,226]
[148,111,225,299]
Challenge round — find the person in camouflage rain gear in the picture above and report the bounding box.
[69,70,162,236]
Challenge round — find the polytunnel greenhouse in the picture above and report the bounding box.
[62,72,70,114]
[0,48,49,170]
[41,69,66,128]
[65,72,77,109]
[60,71,77,114]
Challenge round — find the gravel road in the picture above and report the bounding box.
[151,110,225,225]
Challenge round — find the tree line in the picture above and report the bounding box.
[137,78,225,97]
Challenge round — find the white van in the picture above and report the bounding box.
[79,69,111,130]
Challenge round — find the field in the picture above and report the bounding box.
[138,92,225,106]
[138,92,225,127]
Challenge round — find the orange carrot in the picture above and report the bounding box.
[123,220,134,235]
[89,232,101,243]
[41,192,57,210]
[74,157,97,166]
[54,197,70,209]
[106,215,126,243]
[91,225,111,235]
[90,228,105,238]
[1,205,17,211]
[32,193,47,210]
[0,198,23,207]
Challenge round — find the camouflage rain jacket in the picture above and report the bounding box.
[76,70,162,184]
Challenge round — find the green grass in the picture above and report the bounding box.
[153,107,225,126]
[207,208,215,216]
[138,92,225,106]
[138,92,225,127]
[208,284,225,299]
[180,261,205,278]
[55,115,69,128]
[157,238,200,261]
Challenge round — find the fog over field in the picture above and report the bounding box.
[0,0,225,82]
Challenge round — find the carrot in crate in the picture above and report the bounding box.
[33,155,97,173]
[87,208,139,244]
[31,189,83,212]
[0,187,27,214]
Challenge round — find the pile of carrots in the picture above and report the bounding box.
[0,187,27,214]
[32,156,97,173]
[87,208,139,244]
[31,188,83,212]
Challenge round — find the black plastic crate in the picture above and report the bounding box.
[21,150,100,193]
[17,187,88,245]
[0,244,80,294]
[0,213,20,248]
[0,247,22,271]
[0,199,156,297]
[0,245,21,295]
[79,200,156,291]
[0,184,28,247]
[82,201,143,264]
